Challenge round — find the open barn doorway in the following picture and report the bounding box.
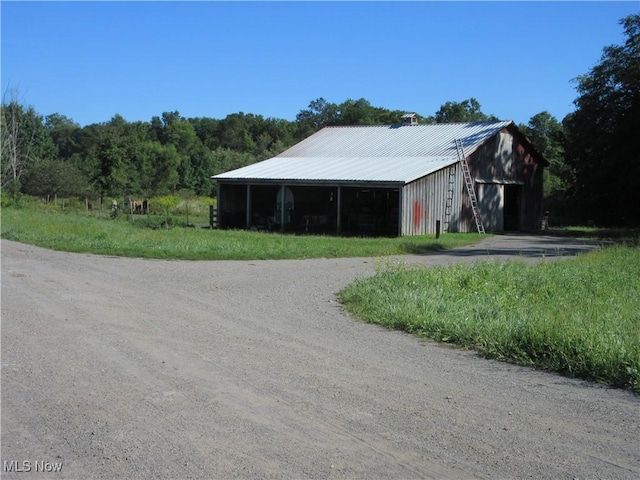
[243,185,338,233]
[340,187,399,236]
[503,185,521,231]
[477,183,522,232]
[218,183,400,235]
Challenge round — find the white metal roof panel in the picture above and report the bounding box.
[213,121,513,184]
[213,156,458,184]
[279,121,513,158]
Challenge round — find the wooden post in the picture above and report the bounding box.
[336,186,342,235]
[398,188,403,237]
[280,185,285,232]
[216,183,221,229]
[436,220,441,239]
[245,185,251,230]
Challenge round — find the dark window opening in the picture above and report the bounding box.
[504,185,521,231]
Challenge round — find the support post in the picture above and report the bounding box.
[245,185,251,230]
[436,220,441,239]
[280,185,286,232]
[398,188,403,237]
[216,183,221,228]
[336,186,342,235]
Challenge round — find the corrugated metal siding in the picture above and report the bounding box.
[400,165,463,235]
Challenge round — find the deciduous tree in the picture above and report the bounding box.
[1,89,55,192]
[434,98,498,123]
[45,113,80,160]
[520,112,570,199]
[21,159,90,199]
[564,14,640,225]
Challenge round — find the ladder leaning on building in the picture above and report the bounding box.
[455,139,485,234]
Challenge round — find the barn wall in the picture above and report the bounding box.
[520,150,545,230]
[401,164,463,236]
[465,129,545,232]
[218,126,545,236]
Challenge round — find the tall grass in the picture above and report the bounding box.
[339,247,640,391]
[0,204,483,260]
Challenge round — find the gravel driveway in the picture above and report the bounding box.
[1,235,638,479]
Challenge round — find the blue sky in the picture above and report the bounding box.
[2,1,638,127]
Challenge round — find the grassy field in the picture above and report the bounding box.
[339,243,640,392]
[0,200,483,260]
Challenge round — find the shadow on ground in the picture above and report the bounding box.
[407,233,605,259]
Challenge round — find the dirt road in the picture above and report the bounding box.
[1,236,638,479]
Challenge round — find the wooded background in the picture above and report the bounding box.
[2,15,638,227]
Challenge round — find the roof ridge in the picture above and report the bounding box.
[323,120,512,129]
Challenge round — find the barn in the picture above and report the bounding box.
[212,117,548,236]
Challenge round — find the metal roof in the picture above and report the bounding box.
[213,156,458,184]
[213,121,513,184]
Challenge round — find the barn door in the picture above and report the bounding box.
[477,184,504,232]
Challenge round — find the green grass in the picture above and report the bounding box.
[339,246,640,392]
[0,203,483,260]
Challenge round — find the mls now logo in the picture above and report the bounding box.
[3,460,63,473]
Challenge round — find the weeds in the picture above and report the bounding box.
[339,246,640,392]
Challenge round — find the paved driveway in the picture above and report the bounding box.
[1,235,637,479]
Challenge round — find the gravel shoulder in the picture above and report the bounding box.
[1,235,638,479]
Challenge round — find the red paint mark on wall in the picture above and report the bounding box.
[413,201,422,231]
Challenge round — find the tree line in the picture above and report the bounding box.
[2,14,638,226]
[0,94,502,199]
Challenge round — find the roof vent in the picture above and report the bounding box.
[401,113,418,126]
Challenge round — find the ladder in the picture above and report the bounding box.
[455,139,485,234]
[443,165,456,232]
